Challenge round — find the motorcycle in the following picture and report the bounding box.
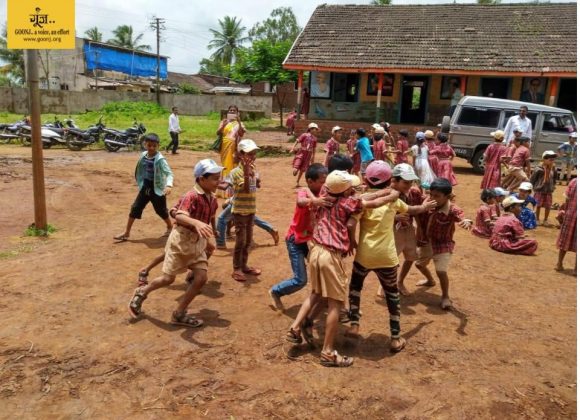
[20,123,66,149]
[0,119,28,144]
[103,119,147,152]
[65,116,106,151]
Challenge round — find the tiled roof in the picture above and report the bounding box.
[166,72,215,92]
[284,3,577,74]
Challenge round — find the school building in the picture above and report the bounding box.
[283,3,577,129]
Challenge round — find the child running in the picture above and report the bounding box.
[286,170,400,367]
[481,130,507,189]
[355,128,374,176]
[432,133,458,186]
[128,159,223,326]
[472,189,496,238]
[114,133,174,241]
[414,178,472,309]
[557,132,577,185]
[292,122,319,187]
[556,178,577,273]
[286,110,297,136]
[324,126,342,167]
[395,129,410,164]
[489,196,538,255]
[411,132,435,185]
[530,150,558,226]
[511,182,537,229]
[269,164,332,310]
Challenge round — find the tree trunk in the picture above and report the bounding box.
[277,91,287,128]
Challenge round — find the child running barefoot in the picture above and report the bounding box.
[346,161,435,352]
[324,126,342,167]
[472,189,496,239]
[346,129,361,176]
[114,133,174,241]
[286,170,400,367]
[511,182,537,229]
[414,178,472,309]
[556,178,577,273]
[292,122,319,187]
[481,130,507,189]
[489,196,538,255]
[269,164,332,310]
[128,159,223,326]
[530,150,558,226]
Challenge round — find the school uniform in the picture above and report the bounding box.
[489,214,538,255]
[472,204,494,239]
[230,163,258,271]
[557,179,577,252]
[530,165,557,209]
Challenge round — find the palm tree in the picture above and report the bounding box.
[370,0,392,4]
[208,16,249,66]
[108,25,151,51]
[0,28,24,84]
[84,26,103,42]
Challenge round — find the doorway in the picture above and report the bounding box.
[557,78,577,112]
[480,77,510,99]
[400,76,429,123]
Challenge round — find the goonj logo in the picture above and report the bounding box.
[29,7,55,29]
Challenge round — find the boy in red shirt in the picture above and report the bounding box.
[323,126,342,167]
[269,164,332,310]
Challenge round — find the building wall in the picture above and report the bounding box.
[251,81,298,112]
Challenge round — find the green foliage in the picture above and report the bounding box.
[198,58,231,77]
[177,83,201,95]
[25,224,57,237]
[370,0,392,5]
[0,27,25,85]
[84,26,103,42]
[98,101,168,117]
[208,16,249,66]
[108,25,151,51]
[248,7,302,43]
[476,0,501,4]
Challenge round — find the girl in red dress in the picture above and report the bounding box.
[424,130,439,177]
[291,123,319,187]
[346,129,361,176]
[480,130,507,189]
[489,196,538,255]
[472,189,497,238]
[432,133,458,186]
[556,178,576,273]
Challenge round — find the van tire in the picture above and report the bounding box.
[441,116,451,134]
[471,148,486,174]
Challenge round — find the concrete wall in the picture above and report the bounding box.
[0,87,273,116]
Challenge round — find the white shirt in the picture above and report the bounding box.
[450,88,463,107]
[503,115,532,144]
[168,113,180,133]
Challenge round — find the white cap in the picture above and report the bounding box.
[325,170,361,194]
[372,123,381,130]
[542,150,558,159]
[569,132,577,138]
[502,196,525,209]
[385,122,390,128]
[374,126,386,135]
[308,122,319,130]
[490,130,505,140]
[518,181,533,191]
[493,187,510,197]
[392,163,419,181]
[237,139,260,153]
[331,126,342,133]
[193,159,224,178]
[513,126,523,133]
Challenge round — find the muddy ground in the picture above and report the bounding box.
[0,133,576,419]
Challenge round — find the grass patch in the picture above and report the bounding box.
[256,145,291,158]
[0,102,277,150]
[24,223,57,237]
[0,243,35,259]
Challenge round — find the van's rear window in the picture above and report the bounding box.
[457,107,501,127]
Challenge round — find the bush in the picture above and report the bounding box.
[24,223,57,237]
[98,101,168,117]
[177,83,201,95]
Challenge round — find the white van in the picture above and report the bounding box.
[441,96,576,173]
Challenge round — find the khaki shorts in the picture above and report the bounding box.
[415,244,452,273]
[395,226,418,261]
[162,226,208,276]
[308,243,348,302]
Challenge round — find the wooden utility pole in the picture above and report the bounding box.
[151,17,165,104]
[25,50,47,231]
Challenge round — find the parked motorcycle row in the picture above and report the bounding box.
[0,116,147,152]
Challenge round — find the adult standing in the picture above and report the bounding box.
[301,88,310,119]
[503,106,533,145]
[217,105,246,179]
[448,79,463,116]
[166,107,181,155]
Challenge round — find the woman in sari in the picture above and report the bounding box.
[217,105,246,178]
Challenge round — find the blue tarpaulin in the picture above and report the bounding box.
[84,42,167,79]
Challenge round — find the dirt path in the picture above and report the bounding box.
[0,141,576,418]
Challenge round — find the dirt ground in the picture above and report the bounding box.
[0,132,576,419]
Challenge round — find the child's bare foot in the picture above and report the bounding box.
[390,337,406,353]
[416,279,436,287]
[555,264,564,272]
[270,230,280,246]
[231,270,247,282]
[397,282,410,296]
[440,297,453,310]
[114,232,130,241]
[268,289,284,311]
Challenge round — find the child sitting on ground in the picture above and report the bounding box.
[291,122,319,187]
[472,189,496,239]
[530,150,558,226]
[324,126,342,167]
[128,159,223,327]
[489,196,538,255]
[414,178,472,309]
[511,182,537,229]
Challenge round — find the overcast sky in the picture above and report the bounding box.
[0,0,570,74]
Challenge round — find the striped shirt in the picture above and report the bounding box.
[230,164,257,215]
[312,196,362,254]
[416,201,465,254]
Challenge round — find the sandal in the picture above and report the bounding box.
[232,271,247,282]
[300,318,315,346]
[171,311,203,328]
[390,337,407,353]
[137,270,148,286]
[242,267,262,276]
[320,350,353,368]
[114,233,129,241]
[128,288,147,318]
[286,327,303,344]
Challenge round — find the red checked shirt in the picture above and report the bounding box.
[396,186,424,230]
[175,183,218,226]
[312,196,362,254]
[416,201,465,254]
[509,146,530,168]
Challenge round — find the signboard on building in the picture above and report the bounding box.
[7,0,75,49]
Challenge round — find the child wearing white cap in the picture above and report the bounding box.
[291,122,319,187]
[480,130,507,190]
[324,126,342,167]
[511,182,537,229]
[530,150,558,226]
[557,132,577,185]
[489,196,538,255]
[128,159,223,327]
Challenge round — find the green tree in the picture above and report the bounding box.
[0,28,24,85]
[370,0,392,4]
[232,40,296,127]
[208,16,249,66]
[198,57,230,77]
[476,0,501,4]
[84,26,103,42]
[108,25,151,51]
[248,7,302,43]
